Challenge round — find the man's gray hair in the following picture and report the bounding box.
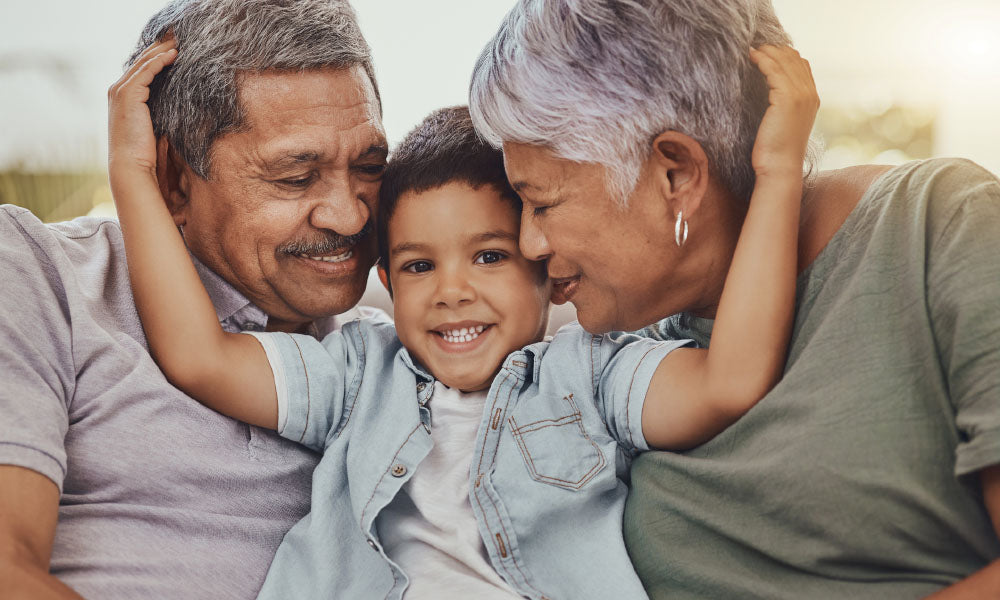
[128,0,379,179]
[470,0,794,203]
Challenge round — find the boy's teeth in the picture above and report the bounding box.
[441,325,487,343]
[299,250,353,263]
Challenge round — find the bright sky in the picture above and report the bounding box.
[1,0,998,171]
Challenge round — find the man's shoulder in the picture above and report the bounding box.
[1,206,123,264]
[0,207,136,340]
[2,204,122,239]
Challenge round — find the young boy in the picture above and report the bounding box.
[109,40,817,599]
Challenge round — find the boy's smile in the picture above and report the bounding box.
[379,181,551,392]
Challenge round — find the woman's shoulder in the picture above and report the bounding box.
[797,164,893,273]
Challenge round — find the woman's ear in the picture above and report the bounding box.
[156,137,191,227]
[647,130,710,219]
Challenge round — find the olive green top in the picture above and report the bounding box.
[626,158,1000,599]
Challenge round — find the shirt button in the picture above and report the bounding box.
[416,382,427,392]
[367,539,378,551]
[391,463,407,477]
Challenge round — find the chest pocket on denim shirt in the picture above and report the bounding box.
[507,393,607,491]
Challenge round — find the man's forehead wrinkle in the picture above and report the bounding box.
[246,120,386,169]
[237,71,381,133]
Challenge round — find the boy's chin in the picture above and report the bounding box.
[435,368,496,393]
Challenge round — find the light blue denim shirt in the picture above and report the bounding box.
[248,315,689,600]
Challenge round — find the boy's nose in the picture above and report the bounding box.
[434,268,477,307]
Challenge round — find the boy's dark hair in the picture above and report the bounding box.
[376,105,519,284]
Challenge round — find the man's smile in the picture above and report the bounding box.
[294,248,354,263]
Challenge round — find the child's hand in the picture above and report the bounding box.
[107,36,177,192]
[748,45,819,180]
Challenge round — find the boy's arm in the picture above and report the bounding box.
[108,37,277,429]
[642,46,818,450]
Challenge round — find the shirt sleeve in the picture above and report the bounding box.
[924,160,1000,477]
[0,208,75,491]
[594,331,692,453]
[244,325,364,452]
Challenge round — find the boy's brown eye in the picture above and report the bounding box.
[475,251,507,265]
[403,260,433,273]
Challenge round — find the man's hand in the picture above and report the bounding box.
[748,45,820,181]
[107,35,177,193]
[0,466,85,599]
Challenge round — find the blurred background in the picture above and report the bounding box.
[3,0,998,220]
[2,0,998,320]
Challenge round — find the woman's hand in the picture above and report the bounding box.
[107,36,177,194]
[748,45,820,180]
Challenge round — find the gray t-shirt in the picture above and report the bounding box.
[624,158,1000,598]
[0,206,357,599]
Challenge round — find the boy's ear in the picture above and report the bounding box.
[156,137,191,227]
[647,130,709,220]
[376,263,392,297]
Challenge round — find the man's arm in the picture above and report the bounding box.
[923,465,1000,598]
[0,466,84,600]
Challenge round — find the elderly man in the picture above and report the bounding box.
[0,1,385,598]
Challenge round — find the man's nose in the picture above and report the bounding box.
[433,265,477,308]
[309,177,370,236]
[518,211,552,262]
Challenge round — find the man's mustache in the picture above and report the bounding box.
[278,221,373,255]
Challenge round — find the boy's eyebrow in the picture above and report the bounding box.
[389,230,519,257]
[389,241,430,257]
[470,229,519,244]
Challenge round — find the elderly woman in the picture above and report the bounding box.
[469,0,1000,598]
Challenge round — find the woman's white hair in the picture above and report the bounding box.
[470,0,794,204]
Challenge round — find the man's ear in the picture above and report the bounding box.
[156,137,191,226]
[376,263,393,298]
[647,130,710,219]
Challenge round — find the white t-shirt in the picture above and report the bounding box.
[378,382,521,599]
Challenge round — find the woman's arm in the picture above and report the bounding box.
[108,37,277,429]
[642,46,818,449]
[923,465,1000,598]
